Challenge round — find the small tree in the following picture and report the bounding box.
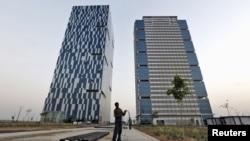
[220,99,233,116]
[166,74,191,126]
[151,111,159,125]
[11,114,15,122]
[166,74,191,139]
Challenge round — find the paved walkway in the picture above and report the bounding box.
[98,126,159,141]
[118,127,159,141]
[0,125,159,141]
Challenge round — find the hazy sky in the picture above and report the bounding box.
[0,0,249,121]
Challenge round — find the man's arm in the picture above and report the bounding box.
[114,109,118,117]
[122,110,127,116]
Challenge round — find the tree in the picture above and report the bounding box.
[220,99,233,116]
[11,114,15,122]
[166,74,191,126]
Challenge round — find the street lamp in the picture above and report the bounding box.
[16,106,24,122]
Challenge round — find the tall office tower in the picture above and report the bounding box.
[134,16,213,125]
[43,5,114,124]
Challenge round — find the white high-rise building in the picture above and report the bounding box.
[134,16,213,125]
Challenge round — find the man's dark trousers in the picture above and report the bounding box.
[112,120,122,141]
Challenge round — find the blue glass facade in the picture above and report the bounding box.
[179,20,213,122]
[43,5,114,124]
[134,17,213,125]
[134,20,152,124]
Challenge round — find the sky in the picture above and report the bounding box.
[0,0,250,122]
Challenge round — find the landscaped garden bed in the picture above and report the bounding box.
[134,125,208,141]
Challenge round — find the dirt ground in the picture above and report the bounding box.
[139,129,197,141]
[134,126,208,141]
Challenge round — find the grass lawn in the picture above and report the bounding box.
[134,125,208,141]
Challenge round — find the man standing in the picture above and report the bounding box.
[128,117,132,130]
[112,102,126,141]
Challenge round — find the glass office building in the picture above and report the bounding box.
[134,16,213,125]
[43,5,114,124]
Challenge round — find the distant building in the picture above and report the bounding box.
[206,116,250,125]
[134,16,213,125]
[40,111,65,123]
[43,5,114,124]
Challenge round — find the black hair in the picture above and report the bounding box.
[115,102,119,107]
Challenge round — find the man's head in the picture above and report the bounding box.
[115,102,119,108]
